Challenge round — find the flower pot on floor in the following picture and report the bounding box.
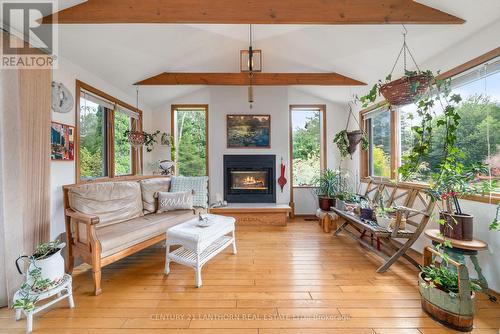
[439,212,474,241]
[318,197,336,211]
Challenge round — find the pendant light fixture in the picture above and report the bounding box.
[240,24,261,109]
[127,86,146,147]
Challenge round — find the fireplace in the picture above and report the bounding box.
[224,155,276,203]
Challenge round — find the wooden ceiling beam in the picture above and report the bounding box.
[43,0,464,25]
[134,72,366,86]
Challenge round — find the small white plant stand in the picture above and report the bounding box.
[13,274,74,333]
[165,214,236,287]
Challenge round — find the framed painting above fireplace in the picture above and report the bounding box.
[226,114,271,148]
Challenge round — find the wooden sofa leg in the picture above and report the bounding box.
[92,269,102,296]
[66,254,75,275]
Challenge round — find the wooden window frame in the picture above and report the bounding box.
[170,104,209,177]
[359,47,500,204]
[75,80,142,182]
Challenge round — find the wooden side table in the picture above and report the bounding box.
[13,274,74,333]
[424,229,496,302]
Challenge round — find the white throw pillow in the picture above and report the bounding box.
[156,191,193,213]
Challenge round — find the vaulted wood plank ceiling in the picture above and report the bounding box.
[43,0,464,25]
[134,72,366,86]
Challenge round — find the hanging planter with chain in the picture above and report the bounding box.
[359,26,433,107]
[334,103,368,159]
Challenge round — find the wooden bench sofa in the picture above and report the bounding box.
[63,175,206,295]
[332,178,436,272]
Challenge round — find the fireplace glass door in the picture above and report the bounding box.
[230,170,268,191]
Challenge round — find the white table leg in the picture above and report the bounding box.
[164,243,171,275]
[67,285,75,309]
[26,312,33,333]
[195,254,202,288]
[232,230,237,255]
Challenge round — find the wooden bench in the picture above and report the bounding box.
[332,178,435,273]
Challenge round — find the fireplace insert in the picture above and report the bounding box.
[223,155,276,203]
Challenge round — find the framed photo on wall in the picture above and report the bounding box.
[226,114,271,148]
[51,122,75,160]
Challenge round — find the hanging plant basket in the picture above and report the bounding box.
[379,72,433,106]
[347,130,364,154]
[126,131,146,147]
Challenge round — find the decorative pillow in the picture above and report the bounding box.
[156,191,193,213]
[139,177,171,214]
[170,176,209,208]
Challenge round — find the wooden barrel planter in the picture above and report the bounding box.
[419,247,475,332]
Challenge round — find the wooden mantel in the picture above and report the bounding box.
[135,72,366,86]
[43,0,464,25]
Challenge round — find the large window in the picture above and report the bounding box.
[361,53,500,197]
[290,106,326,187]
[171,105,208,177]
[77,81,141,181]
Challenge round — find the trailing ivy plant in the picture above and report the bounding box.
[333,130,368,159]
[490,204,500,231]
[13,267,55,312]
[124,130,160,152]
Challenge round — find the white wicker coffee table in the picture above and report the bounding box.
[165,214,236,287]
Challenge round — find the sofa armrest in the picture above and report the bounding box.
[65,208,100,225]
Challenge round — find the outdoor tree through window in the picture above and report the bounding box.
[291,106,325,186]
[172,106,208,177]
[365,108,392,178]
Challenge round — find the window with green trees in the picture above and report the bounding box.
[400,61,500,189]
[365,108,392,178]
[172,106,208,177]
[79,97,107,180]
[78,84,140,181]
[291,106,325,187]
[114,110,132,176]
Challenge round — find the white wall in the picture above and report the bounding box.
[144,86,350,213]
[50,56,151,239]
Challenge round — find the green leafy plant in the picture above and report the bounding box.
[13,268,55,312]
[313,169,350,199]
[490,204,499,231]
[124,130,160,152]
[420,264,481,297]
[333,130,368,159]
[358,70,434,108]
[32,240,63,260]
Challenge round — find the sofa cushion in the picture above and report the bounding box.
[139,177,171,214]
[170,176,209,208]
[157,190,193,213]
[96,210,195,257]
[68,181,143,227]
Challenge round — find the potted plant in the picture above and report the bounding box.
[313,169,346,211]
[124,130,160,152]
[13,267,56,312]
[16,240,66,285]
[334,129,369,158]
[358,29,433,108]
[419,247,481,332]
[360,70,433,108]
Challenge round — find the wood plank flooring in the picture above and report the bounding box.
[0,218,498,333]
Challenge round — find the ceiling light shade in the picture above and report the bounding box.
[240,49,262,73]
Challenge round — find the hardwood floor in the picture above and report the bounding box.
[1,217,498,333]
